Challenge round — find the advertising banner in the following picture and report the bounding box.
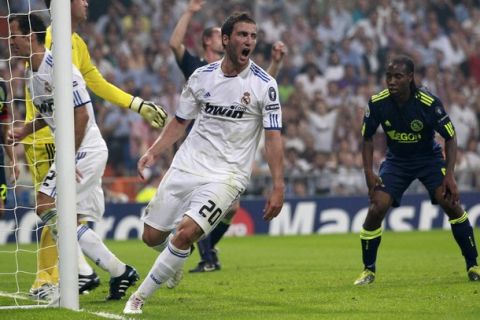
[1,192,480,244]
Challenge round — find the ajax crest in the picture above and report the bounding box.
[410,119,423,132]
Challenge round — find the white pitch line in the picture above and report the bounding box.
[83,310,130,320]
[0,291,31,301]
[0,291,132,319]
[0,290,50,310]
[0,290,48,303]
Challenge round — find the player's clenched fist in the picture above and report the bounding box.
[129,96,168,128]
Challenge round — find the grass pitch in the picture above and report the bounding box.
[1,230,479,319]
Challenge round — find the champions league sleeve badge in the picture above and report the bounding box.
[268,87,277,101]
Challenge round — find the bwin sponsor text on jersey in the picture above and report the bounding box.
[204,102,246,118]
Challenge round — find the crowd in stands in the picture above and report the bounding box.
[2,0,480,202]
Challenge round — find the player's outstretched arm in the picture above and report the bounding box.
[262,130,285,221]
[138,117,191,179]
[71,32,169,128]
[169,0,205,62]
[80,62,168,129]
[266,41,287,78]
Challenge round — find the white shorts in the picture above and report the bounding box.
[39,150,108,222]
[142,168,242,234]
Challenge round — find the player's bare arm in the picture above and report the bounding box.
[362,137,382,198]
[7,116,47,144]
[73,105,89,152]
[442,137,459,205]
[262,130,284,221]
[138,117,191,179]
[266,41,287,78]
[169,0,205,61]
[0,121,20,181]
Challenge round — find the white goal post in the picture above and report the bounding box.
[0,0,78,310]
[51,0,79,310]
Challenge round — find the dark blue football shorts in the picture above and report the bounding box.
[376,156,445,207]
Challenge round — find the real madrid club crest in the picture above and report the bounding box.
[410,119,423,132]
[241,92,251,105]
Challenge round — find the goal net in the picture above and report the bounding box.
[0,0,78,310]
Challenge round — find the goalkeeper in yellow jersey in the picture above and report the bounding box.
[27,0,167,300]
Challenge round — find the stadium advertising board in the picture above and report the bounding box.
[1,192,480,244]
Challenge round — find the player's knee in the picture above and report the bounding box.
[142,232,157,247]
[368,200,389,219]
[438,201,464,220]
[172,224,203,250]
[142,225,168,247]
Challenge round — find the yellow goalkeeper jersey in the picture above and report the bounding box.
[23,26,134,144]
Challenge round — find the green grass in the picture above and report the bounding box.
[1,230,480,319]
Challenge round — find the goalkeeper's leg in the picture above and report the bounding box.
[25,144,59,292]
[32,227,58,289]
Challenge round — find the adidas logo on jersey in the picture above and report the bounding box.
[205,103,246,119]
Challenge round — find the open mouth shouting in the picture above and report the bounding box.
[239,48,250,63]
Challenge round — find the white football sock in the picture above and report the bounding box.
[77,242,94,275]
[77,224,126,277]
[136,241,190,298]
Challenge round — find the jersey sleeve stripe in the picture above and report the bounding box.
[267,113,281,128]
[73,90,90,107]
[73,91,82,106]
[45,54,53,67]
[416,92,434,106]
[250,65,270,82]
[371,90,390,102]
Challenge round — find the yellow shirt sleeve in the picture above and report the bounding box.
[45,26,133,108]
[23,26,136,144]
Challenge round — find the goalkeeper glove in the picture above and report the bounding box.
[129,96,168,128]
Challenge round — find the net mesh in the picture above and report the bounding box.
[0,1,58,308]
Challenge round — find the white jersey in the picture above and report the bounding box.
[173,59,282,190]
[26,49,107,152]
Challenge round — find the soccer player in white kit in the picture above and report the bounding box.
[9,14,139,301]
[124,12,285,314]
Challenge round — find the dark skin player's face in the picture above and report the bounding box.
[385,63,413,102]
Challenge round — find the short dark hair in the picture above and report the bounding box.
[390,55,415,74]
[221,12,256,38]
[9,13,47,45]
[202,27,218,50]
[389,54,417,91]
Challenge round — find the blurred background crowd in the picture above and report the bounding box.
[1,0,480,203]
